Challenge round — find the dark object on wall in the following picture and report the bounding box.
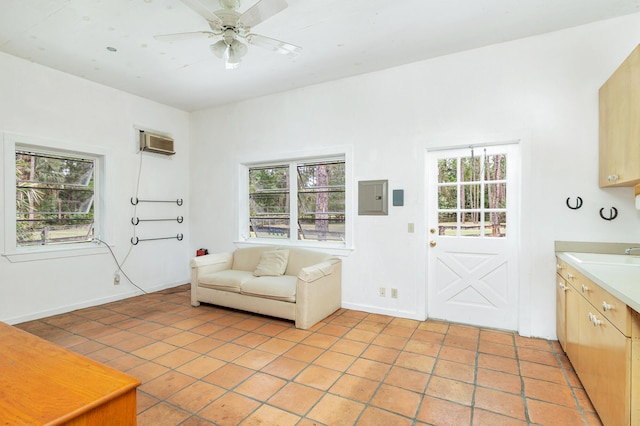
[197,248,209,256]
[566,196,583,210]
[393,189,404,206]
[599,207,618,221]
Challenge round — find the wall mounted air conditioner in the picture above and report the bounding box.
[139,131,175,155]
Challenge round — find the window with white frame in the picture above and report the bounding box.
[248,158,346,243]
[16,150,95,246]
[4,134,103,253]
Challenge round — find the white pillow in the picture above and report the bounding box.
[253,250,290,277]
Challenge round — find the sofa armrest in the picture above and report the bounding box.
[190,252,233,306]
[297,260,337,283]
[295,259,342,329]
[190,252,233,269]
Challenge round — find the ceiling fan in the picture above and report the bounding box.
[155,0,301,69]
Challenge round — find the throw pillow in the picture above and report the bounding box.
[253,250,290,277]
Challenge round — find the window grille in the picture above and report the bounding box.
[249,159,345,242]
[16,150,95,246]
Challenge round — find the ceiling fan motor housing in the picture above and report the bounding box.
[219,0,241,10]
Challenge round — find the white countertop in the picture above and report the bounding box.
[557,252,640,313]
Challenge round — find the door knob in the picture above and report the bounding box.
[429,241,436,247]
[430,228,436,234]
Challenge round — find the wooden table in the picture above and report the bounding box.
[0,322,140,425]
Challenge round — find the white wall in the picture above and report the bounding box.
[0,53,191,324]
[2,13,639,337]
[189,14,640,339]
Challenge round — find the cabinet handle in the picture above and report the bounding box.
[558,282,567,291]
[556,263,563,271]
[588,312,602,326]
[602,301,613,311]
[567,273,574,280]
[608,174,619,182]
[581,284,589,293]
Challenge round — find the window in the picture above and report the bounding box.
[248,159,346,243]
[3,133,104,257]
[16,150,95,246]
[436,149,507,238]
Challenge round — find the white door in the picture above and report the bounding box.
[426,144,519,330]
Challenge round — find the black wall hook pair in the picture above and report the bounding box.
[566,196,618,221]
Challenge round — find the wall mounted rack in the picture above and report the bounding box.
[131,216,183,225]
[130,197,183,206]
[131,234,183,245]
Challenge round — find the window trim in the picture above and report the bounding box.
[3,133,108,262]
[237,146,354,254]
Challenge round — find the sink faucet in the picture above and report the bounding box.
[624,247,640,255]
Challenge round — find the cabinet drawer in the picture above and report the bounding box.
[559,258,632,336]
[587,280,631,336]
[556,258,575,282]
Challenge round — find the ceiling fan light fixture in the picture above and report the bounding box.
[210,40,228,58]
[225,39,247,69]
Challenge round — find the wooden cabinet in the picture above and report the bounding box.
[599,44,640,188]
[0,322,140,425]
[556,272,568,350]
[556,257,640,425]
[576,294,630,426]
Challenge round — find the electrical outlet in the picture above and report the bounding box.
[378,287,386,297]
[391,288,398,298]
[114,272,120,285]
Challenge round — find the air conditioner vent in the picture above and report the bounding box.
[139,131,175,155]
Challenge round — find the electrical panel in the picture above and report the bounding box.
[358,180,388,215]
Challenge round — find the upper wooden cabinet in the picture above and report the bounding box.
[599,44,640,188]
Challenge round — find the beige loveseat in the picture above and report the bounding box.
[190,246,342,329]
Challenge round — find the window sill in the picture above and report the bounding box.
[2,242,109,263]
[234,239,354,257]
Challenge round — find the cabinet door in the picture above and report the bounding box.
[599,44,640,188]
[565,278,581,370]
[578,296,630,425]
[556,274,568,351]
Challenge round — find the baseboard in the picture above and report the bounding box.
[341,302,422,321]
[4,281,188,325]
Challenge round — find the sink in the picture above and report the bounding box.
[564,252,640,266]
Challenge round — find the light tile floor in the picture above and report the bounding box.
[15,285,602,425]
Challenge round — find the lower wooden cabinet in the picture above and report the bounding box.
[556,274,568,350]
[576,294,630,426]
[556,257,639,425]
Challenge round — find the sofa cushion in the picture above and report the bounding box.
[232,246,274,272]
[253,250,289,277]
[198,270,254,292]
[285,248,331,276]
[240,276,297,302]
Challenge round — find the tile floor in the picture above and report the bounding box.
[15,285,602,425]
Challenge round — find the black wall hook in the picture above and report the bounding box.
[566,197,583,210]
[599,207,618,221]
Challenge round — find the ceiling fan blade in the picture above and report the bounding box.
[246,33,301,57]
[180,0,223,27]
[238,0,288,28]
[154,31,217,42]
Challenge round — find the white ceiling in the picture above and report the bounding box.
[1,0,639,111]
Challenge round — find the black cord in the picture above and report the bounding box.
[94,238,148,294]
